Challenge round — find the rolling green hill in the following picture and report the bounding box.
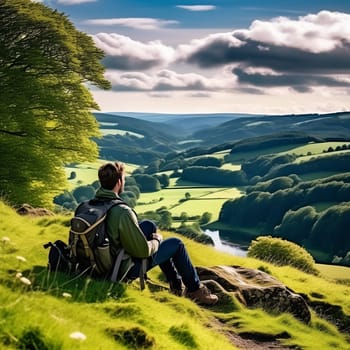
[1,201,350,350]
[111,112,253,135]
[94,113,182,164]
[192,112,350,146]
[94,111,350,165]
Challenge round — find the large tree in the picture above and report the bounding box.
[0,0,110,207]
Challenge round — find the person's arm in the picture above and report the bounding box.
[118,207,160,258]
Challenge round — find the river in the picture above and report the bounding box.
[204,229,247,257]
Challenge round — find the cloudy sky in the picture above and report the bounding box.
[37,0,350,115]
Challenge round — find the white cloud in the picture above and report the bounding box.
[92,87,350,115]
[106,71,154,91]
[156,69,210,90]
[176,31,243,59]
[176,10,350,63]
[93,33,175,69]
[84,18,178,30]
[238,10,350,53]
[105,68,235,92]
[176,5,216,11]
[174,10,350,94]
[89,10,350,114]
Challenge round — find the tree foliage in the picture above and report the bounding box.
[158,210,172,230]
[199,212,212,225]
[241,154,297,179]
[0,0,110,206]
[175,222,213,244]
[181,166,247,186]
[156,173,170,188]
[133,174,161,192]
[220,174,350,232]
[309,203,350,256]
[72,185,96,203]
[53,176,141,210]
[274,206,318,245]
[262,153,350,181]
[247,175,300,194]
[220,173,350,262]
[190,156,223,167]
[248,236,318,274]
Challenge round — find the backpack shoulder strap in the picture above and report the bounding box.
[110,248,126,283]
[89,198,127,212]
[99,198,138,221]
[105,198,127,211]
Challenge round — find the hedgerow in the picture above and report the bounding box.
[247,236,318,274]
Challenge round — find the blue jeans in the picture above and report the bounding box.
[127,220,201,292]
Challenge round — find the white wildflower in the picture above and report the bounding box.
[19,276,32,286]
[1,236,10,242]
[16,271,31,286]
[62,292,72,298]
[70,331,87,341]
[16,256,27,262]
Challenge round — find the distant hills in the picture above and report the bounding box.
[93,111,350,164]
[109,112,257,135]
[193,112,350,146]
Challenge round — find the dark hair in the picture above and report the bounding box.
[98,162,125,190]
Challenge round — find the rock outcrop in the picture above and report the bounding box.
[197,265,311,323]
[16,204,54,216]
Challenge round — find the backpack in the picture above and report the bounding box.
[44,198,129,281]
[43,239,71,273]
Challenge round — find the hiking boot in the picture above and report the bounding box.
[186,284,218,305]
[170,287,183,296]
[169,279,184,296]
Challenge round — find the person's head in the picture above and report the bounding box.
[98,161,125,194]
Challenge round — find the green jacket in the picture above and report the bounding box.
[94,187,159,279]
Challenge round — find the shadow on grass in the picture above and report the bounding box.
[25,265,127,303]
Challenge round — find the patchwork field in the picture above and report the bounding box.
[63,160,244,221]
[137,186,243,219]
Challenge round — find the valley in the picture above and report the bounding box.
[58,111,350,267]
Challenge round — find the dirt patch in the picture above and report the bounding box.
[211,318,298,350]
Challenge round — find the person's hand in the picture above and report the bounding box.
[152,233,163,243]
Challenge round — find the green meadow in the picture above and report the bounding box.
[282,141,349,157]
[63,140,349,222]
[1,201,350,350]
[64,161,243,221]
[137,187,243,219]
[227,141,348,164]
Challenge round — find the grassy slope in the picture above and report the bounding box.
[1,201,350,349]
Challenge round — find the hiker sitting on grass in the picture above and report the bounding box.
[96,161,218,305]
